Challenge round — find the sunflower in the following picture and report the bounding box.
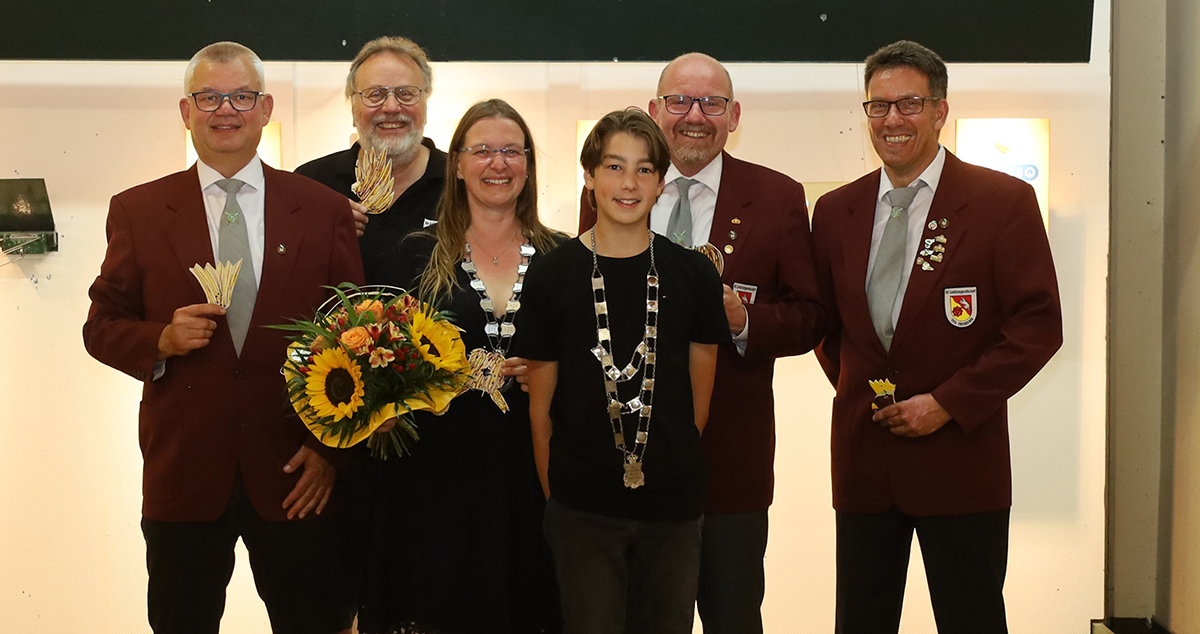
[408,311,467,372]
[305,348,366,421]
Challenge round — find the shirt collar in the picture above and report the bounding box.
[341,138,443,180]
[197,155,265,192]
[664,152,723,196]
[877,145,946,202]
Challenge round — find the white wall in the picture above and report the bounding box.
[0,16,1109,633]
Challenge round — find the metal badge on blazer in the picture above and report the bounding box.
[732,282,758,304]
[944,287,977,327]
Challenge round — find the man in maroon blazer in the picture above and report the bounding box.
[811,41,1062,634]
[577,53,825,634]
[83,42,363,634]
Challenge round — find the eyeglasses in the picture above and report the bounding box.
[862,97,940,118]
[659,94,732,116]
[460,144,529,163]
[356,86,426,108]
[190,91,264,112]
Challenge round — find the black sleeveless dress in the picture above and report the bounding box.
[355,234,562,634]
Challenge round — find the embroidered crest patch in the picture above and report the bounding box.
[944,286,977,327]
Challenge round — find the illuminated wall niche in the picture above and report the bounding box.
[955,118,1050,227]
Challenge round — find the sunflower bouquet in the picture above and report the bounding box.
[273,284,470,459]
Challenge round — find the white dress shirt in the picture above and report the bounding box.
[155,156,267,380]
[865,145,947,329]
[196,156,266,286]
[650,153,723,245]
[648,154,749,353]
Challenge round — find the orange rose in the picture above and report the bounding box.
[340,326,373,354]
[355,299,385,320]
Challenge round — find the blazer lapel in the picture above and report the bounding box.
[244,165,305,357]
[890,155,969,352]
[164,166,215,304]
[839,173,888,357]
[711,152,750,284]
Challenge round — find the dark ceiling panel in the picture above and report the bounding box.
[4,0,1094,63]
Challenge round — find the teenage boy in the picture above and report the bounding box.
[515,108,729,634]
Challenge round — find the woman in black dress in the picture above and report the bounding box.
[356,99,564,634]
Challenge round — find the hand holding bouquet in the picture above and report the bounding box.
[273,284,469,458]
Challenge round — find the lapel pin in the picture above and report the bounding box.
[940,218,949,228]
[731,218,741,225]
[277,244,286,255]
[916,256,926,265]
[934,244,945,253]
[724,245,734,254]
[921,261,934,271]
[920,249,933,257]
[930,254,943,263]
[927,220,937,231]
[924,238,935,248]
[729,230,737,240]
[934,235,947,244]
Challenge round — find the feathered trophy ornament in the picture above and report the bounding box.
[352,146,395,215]
[189,260,243,308]
[693,243,725,276]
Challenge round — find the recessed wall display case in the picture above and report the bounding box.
[0,178,58,257]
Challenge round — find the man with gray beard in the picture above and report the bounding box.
[296,36,444,287]
[295,37,447,633]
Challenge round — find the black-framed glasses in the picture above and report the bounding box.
[659,94,731,116]
[356,86,426,108]
[862,97,940,118]
[459,144,529,163]
[190,91,264,112]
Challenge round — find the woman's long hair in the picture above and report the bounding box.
[419,99,560,301]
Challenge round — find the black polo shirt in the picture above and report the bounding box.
[295,138,446,286]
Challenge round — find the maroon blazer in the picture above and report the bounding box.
[579,152,825,513]
[83,164,364,523]
[811,152,1062,516]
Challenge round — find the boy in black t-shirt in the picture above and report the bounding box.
[514,108,729,633]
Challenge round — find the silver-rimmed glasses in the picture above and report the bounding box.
[356,86,426,108]
[459,144,529,163]
[190,91,265,112]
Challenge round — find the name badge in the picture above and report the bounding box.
[732,282,758,305]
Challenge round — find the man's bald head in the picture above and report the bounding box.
[657,52,735,98]
[649,52,741,176]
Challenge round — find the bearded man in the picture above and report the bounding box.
[296,36,444,286]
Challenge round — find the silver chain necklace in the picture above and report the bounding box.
[460,240,534,412]
[589,229,658,489]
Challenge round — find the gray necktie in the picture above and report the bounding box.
[867,183,924,351]
[666,178,698,247]
[217,178,257,356]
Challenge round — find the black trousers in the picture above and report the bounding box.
[543,499,702,634]
[140,477,343,634]
[835,506,1010,634]
[696,510,769,634]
